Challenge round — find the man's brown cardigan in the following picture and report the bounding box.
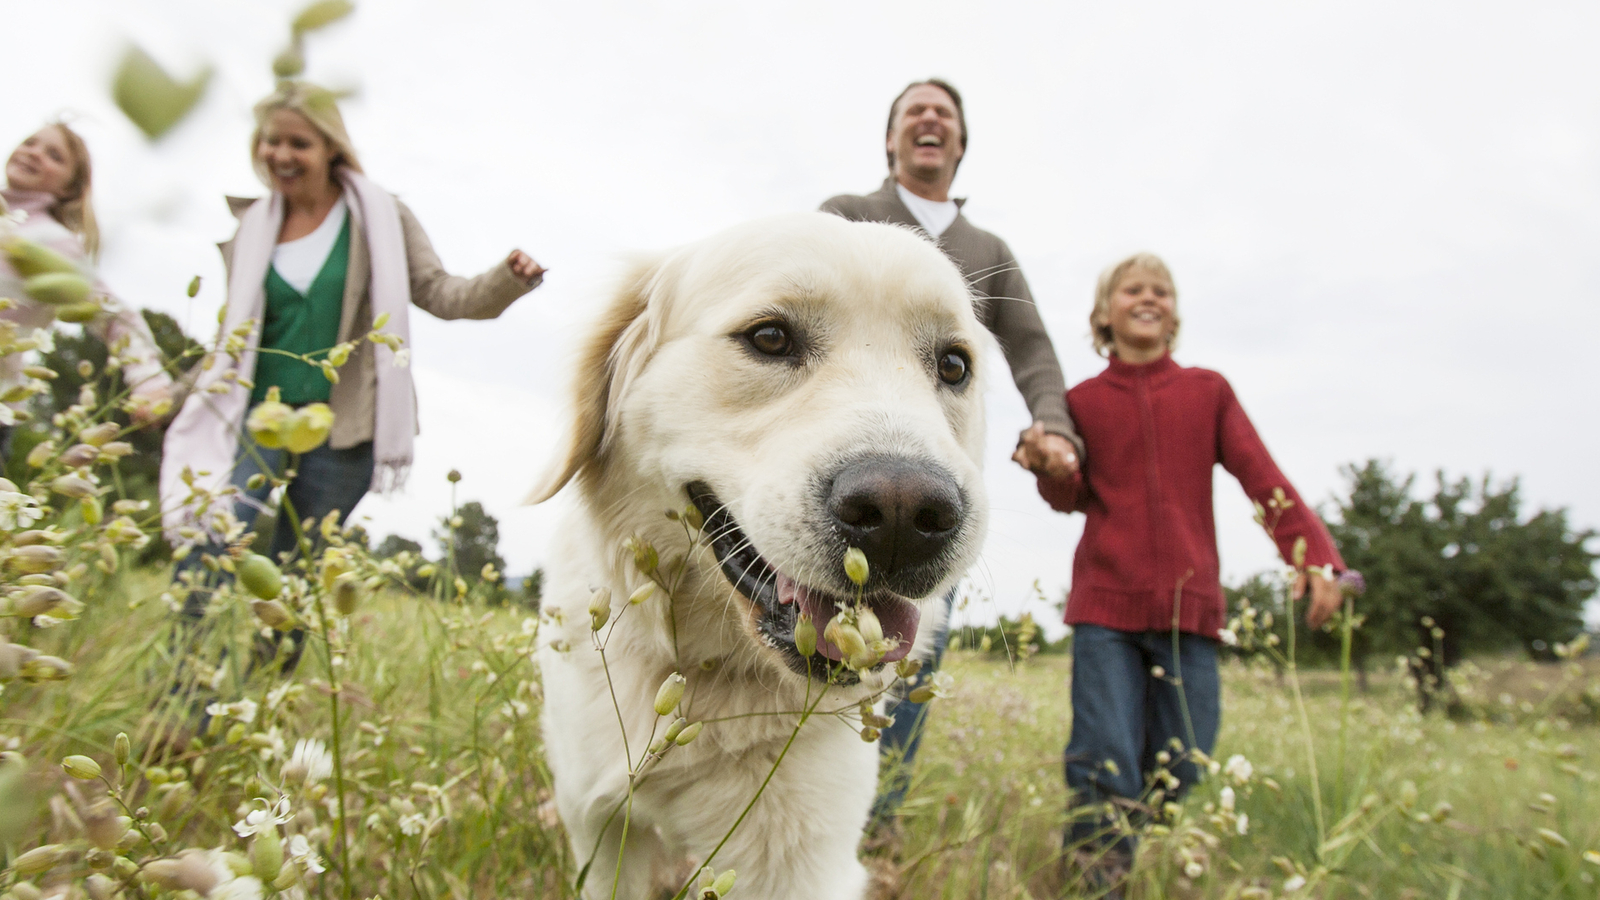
[821,177,1082,452]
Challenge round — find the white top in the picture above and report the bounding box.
[895,182,959,237]
[271,198,348,294]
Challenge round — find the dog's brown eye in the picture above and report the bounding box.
[748,323,794,357]
[937,349,970,386]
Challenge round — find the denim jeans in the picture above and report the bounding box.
[1063,624,1220,854]
[177,435,374,632]
[870,583,956,825]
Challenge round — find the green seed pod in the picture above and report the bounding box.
[62,754,103,780]
[908,685,936,704]
[250,599,294,629]
[282,403,334,454]
[23,272,92,306]
[3,237,79,276]
[81,422,120,446]
[237,552,284,600]
[9,544,65,574]
[663,717,687,743]
[24,439,55,469]
[673,721,703,746]
[653,672,686,716]
[628,582,655,606]
[333,572,362,615]
[712,869,737,895]
[859,726,880,742]
[843,547,869,586]
[683,503,704,531]
[588,588,611,632]
[856,605,883,645]
[50,474,97,499]
[895,657,922,679]
[793,615,817,658]
[56,301,103,324]
[1291,536,1307,569]
[114,733,131,766]
[81,496,103,526]
[272,43,306,79]
[252,823,284,882]
[9,844,67,876]
[85,874,116,900]
[187,275,202,297]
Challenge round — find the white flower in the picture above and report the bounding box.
[283,738,334,785]
[929,671,954,698]
[31,614,64,629]
[30,329,53,354]
[286,834,325,875]
[501,699,530,719]
[1218,628,1238,647]
[391,349,410,368]
[397,813,427,836]
[1236,812,1249,835]
[233,797,292,837]
[212,875,264,900]
[1223,754,1253,785]
[1219,786,1236,813]
[0,488,43,531]
[0,405,14,427]
[1183,860,1204,879]
[1284,874,1306,893]
[205,699,259,725]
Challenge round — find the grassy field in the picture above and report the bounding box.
[3,575,1599,899]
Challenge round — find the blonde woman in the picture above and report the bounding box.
[161,82,543,625]
[0,124,175,445]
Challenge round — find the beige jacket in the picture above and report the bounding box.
[221,195,538,448]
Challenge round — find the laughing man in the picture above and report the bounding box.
[821,78,1083,846]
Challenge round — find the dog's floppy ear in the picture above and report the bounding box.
[526,258,663,504]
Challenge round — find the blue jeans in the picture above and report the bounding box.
[177,435,373,630]
[870,584,956,825]
[1063,624,1220,854]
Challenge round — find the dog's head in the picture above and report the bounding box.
[534,213,989,681]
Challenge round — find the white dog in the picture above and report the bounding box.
[531,213,989,899]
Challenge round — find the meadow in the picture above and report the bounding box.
[4,570,1598,900]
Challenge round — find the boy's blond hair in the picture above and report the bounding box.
[249,81,364,186]
[1090,252,1180,358]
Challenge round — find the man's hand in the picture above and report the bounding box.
[506,249,546,285]
[1011,422,1080,478]
[1294,569,1342,628]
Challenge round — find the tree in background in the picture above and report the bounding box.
[434,501,508,604]
[1317,460,1594,709]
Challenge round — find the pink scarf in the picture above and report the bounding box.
[160,170,414,544]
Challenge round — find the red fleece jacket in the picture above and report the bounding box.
[1038,353,1344,638]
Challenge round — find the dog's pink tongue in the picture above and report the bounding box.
[776,573,921,664]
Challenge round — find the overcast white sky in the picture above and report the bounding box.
[7,0,1599,633]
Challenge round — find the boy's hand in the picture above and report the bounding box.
[1013,422,1079,478]
[1294,570,1342,628]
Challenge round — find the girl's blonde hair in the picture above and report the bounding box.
[249,81,363,186]
[1090,252,1180,358]
[41,123,99,258]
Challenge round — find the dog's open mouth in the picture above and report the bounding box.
[686,481,920,680]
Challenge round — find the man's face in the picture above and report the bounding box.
[886,84,964,184]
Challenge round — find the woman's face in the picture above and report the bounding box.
[256,108,337,196]
[6,127,77,197]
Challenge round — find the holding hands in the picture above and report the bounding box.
[1012,421,1080,479]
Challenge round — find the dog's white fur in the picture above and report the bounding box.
[533,213,989,899]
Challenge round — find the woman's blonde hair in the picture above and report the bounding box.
[249,81,363,186]
[1090,252,1180,358]
[41,123,99,258]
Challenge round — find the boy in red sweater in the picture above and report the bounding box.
[1038,253,1344,890]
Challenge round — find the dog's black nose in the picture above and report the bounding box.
[826,455,963,584]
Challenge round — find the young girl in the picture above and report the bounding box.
[1038,253,1344,892]
[0,124,174,439]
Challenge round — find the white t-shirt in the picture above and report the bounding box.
[272,198,348,294]
[895,183,959,237]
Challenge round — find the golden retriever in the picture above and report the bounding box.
[531,212,989,899]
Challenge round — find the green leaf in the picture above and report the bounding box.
[292,0,356,34]
[111,46,212,140]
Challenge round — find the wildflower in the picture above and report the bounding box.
[246,394,293,449]
[233,797,292,837]
[654,672,687,716]
[392,348,411,368]
[675,721,704,745]
[1219,786,1236,813]
[1338,569,1366,597]
[1183,860,1204,879]
[282,738,333,786]
[286,834,325,874]
[1284,874,1307,892]
[843,547,869,586]
[1536,828,1571,849]
[794,614,817,658]
[61,754,102,780]
[1583,849,1600,866]
[1236,812,1249,835]
[282,403,334,453]
[1218,628,1238,647]
[10,844,69,876]
[237,553,284,600]
[628,582,654,606]
[1223,754,1253,785]
[398,813,427,836]
[207,699,259,725]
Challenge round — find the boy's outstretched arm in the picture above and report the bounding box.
[1214,377,1346,627]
